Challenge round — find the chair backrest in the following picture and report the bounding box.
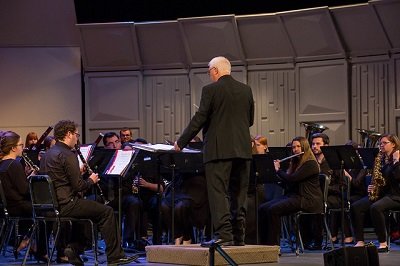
[319,174,331,213]
[29,175,59,218]
[0,179,9,218]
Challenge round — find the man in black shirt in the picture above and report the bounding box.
[43,120,137,265]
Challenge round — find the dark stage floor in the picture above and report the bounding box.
[1,232,399,265]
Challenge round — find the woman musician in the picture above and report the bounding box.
[351,134,400,252]
[0,131,48,262]
[258,136,322,245]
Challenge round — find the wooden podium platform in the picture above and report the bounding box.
[146,244,280,265]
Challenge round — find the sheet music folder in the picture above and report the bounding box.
[102,149,136,177]
[321,145,364,170]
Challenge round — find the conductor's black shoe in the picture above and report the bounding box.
[200,239,234,247]
[108,255,139,265]
[64,247,84,266]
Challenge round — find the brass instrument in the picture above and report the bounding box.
[21,152,40,173]
[75,144,110,205]
[356,129,381,148]
[300,122,328,144]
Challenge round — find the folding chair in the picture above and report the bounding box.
[292,174,334,255]
[24,175,99,265]
[0,179,33,257]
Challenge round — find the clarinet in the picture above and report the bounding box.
[75,144,110,205]
[21,152,40,173]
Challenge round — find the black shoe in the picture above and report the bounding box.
[108,255,139,265]
[64,247,84,266]
[200,239,234,247]
[377,246,389,253]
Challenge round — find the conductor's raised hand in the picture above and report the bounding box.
[174,141,181,152]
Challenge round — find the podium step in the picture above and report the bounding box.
[146,244,279,265]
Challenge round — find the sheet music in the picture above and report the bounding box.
[104,149,135,175]
[132,143,201,153]
[77,144,93,168]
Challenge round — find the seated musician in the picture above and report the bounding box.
[0,131,48,262]
[94,132,162,249]
[351,134,400,252]
[24,131,38,149]
[160,138,209,245]
[258,136,322,246]
[304,133,353,249]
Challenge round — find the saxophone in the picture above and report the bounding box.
[368,152,386,201]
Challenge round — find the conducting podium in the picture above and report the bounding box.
[132,143,203,244]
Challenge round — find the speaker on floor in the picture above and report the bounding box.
[323,246,379,266]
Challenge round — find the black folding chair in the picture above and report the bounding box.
[292,174,334,255]
[25,175,99,265]
[0,179,33,257]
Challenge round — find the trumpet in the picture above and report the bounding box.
[22,152,40,173]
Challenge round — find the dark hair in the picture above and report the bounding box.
[133,138,148,144]
[54,120,78,141]
[43,136,55,150]
[0,131,20,159]
[103,132,119,146]
[311,133,330,145]
[287,136,317,174]
[25,132,38,147]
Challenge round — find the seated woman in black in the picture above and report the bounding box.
[0,131,47,262]
[258,136,322,245]
[351,134,400,252]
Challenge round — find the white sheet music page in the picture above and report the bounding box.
[105,149,134,175]
[132,143,200,153]
[77,144,93,168]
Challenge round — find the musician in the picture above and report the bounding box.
[175,56,254,246]
[161,138,209,245]
[258,136,322,246]
[351,134,400,252]
[0,131,48,262]
[42,120,137,265]
[120,127,134,145]
[24,131,38,148]
[101,132,160,249]
[308,133,353,248]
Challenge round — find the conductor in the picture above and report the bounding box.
[174,56,254,246]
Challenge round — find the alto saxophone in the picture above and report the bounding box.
[132,173,140,194]
[368,152,386,201]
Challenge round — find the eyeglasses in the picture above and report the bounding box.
[207,67,216,75]
[73,132,80,138]
[379,141,391,146]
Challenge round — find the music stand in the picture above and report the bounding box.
[251,154,276,243]
[356,148,379,169]
[321,145,364,247]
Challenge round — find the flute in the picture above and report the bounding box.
[278,152,304,162]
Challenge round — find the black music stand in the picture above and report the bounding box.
[321,145,364,247]
[251,154,276,244]
[268,147,292,172]
[356,148,379,169]
[133,146,203,244]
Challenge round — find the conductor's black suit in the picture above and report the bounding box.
[177,74,254,244]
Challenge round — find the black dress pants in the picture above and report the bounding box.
[205,159,250,243]
[60,198,125,261]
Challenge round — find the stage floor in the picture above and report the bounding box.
[1,233,399,265]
